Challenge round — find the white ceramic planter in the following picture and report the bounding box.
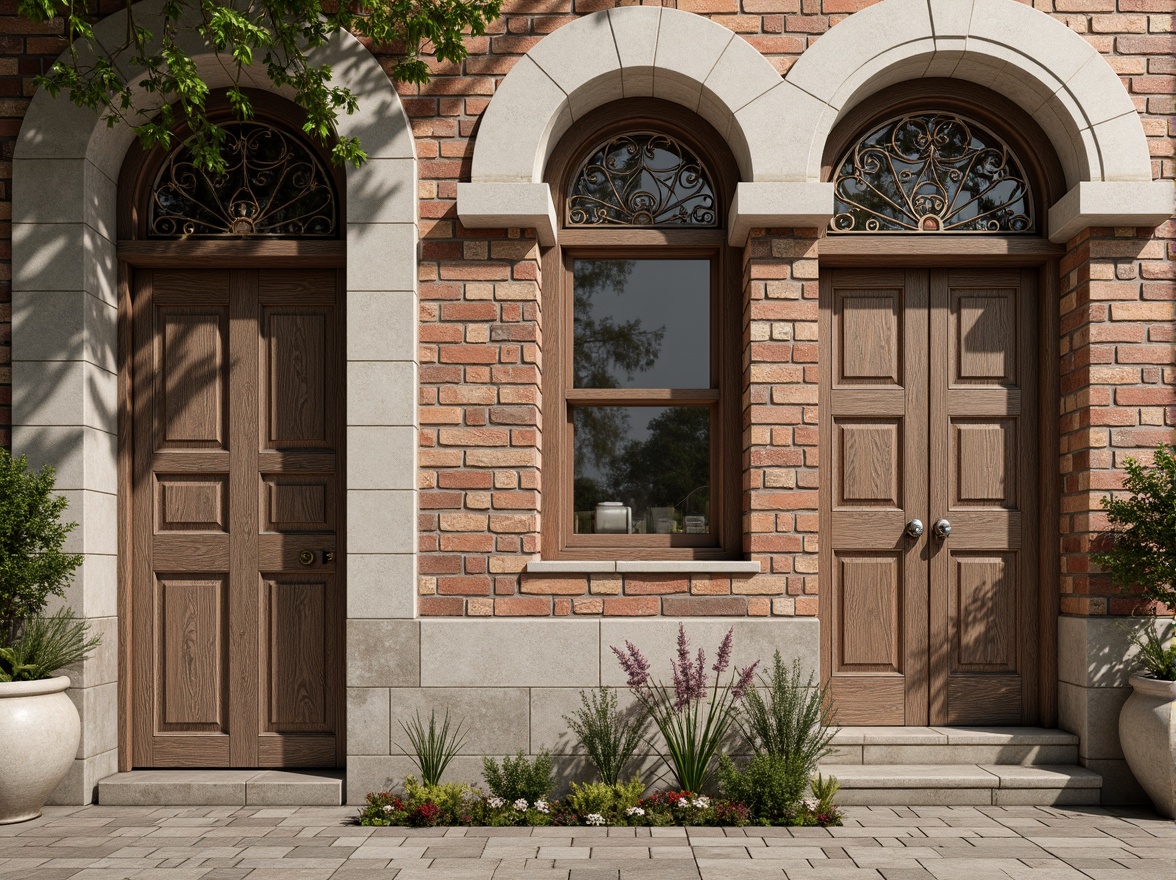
[0,676,80,823]
[1119,673,1176,819]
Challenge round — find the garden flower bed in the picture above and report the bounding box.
[358,626,844,829]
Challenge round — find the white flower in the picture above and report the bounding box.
[802,798,818,811]
[534,800,550,814]
[692,797,710,809]
[382,804,394,813]
[586,813,605,826]
[488,796,505,809]
[625,806,645,817]
[513,798,529,811]
[676,799,689,809]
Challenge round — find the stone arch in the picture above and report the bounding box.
[11,1,418,800]
[461,0,1170,245]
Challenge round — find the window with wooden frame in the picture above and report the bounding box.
[541,102,741,560]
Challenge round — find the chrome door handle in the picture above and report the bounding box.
[932,518,952,540]
[905,518,924,538]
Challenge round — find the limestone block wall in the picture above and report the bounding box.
[344,617,818,803]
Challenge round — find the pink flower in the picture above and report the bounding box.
[712,627,733,675]
[732,661,760,699]
[611,640,651,688]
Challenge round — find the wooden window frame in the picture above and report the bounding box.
[541,100,742,560]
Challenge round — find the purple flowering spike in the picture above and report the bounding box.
[611,641,651,689]
[731,661,760,699]
[672,625,694,709]
[693,647,707,702]
[712,626,733,674]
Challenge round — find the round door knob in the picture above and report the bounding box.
[298,550,315,566]
[905,518,924,538]
[932,518,952,540]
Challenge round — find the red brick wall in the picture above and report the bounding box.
[0,0,1172,618]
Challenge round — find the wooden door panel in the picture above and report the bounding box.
[133,267,343,768]
[821,270,928,726]
[154,307,229,450]
[261,576,334,733]
[952,421,1016,508]
[156,576,228,732]
[835,553,902,672]
[930,269,1038,725]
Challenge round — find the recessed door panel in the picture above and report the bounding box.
[836,554,902,672]
[156,576,228,732]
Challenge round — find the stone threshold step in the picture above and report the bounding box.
[98,770,344,806]
[819,764,1102,807]
[827,727,1080,766]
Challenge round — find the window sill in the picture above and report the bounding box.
[525,560,763,575]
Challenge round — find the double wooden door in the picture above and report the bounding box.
[820,268,1039,726]
[131,268,344,767]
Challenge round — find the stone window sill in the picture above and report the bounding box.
[525,560,763,575]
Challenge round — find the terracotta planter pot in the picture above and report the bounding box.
[1119,673,1176,819]
[0,676,80,824]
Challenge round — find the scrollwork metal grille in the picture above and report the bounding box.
[830,113,1034,234]
[148,122,338,238]
[567,132,717,227]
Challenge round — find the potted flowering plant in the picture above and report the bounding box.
[1093,444,1176,818]
[0,450,97,824]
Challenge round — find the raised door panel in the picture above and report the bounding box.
[156,576,228,733]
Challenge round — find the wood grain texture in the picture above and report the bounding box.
[119,239,345,268]
[129,267,343,768]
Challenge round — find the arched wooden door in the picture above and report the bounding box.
[120,106,346,768]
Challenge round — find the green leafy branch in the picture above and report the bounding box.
[18,0,503,170]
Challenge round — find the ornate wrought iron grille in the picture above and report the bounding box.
[830,113,1034,233]
[148,122,337,237]
[567,132,717,227]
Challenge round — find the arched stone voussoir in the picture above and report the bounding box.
[461,7,794,242]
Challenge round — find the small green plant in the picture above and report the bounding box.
[1092,445,1176,680]
[482,750,555,804]
[739,651,836,770]
[1124,624,1176,681]
[563,686,647,785]
[810,772,840,815]
[0,609,102,683]
[564,778,645,824]
[0,450,96,681]
[717,754,806,823]
[0,451,84,632]
[398,709,467,786]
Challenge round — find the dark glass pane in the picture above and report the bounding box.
[830,113,1034,233]
[573,406,710,535]
[567,132,717,227]
[149,122,337,238]
[573,259,710,389]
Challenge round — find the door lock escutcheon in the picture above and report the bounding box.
[905,518,924,538]
[298,550,315,566]
[932,518,952,540]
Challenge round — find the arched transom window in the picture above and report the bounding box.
[567,131,718,227]
[148,121,338,238]
[830,112,1034,234]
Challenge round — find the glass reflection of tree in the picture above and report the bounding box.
[607,408,709,524]
[573,260,665,466]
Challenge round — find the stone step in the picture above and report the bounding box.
[826,727,1079,766]
[98,770,344,806]
[818,763,1102,806]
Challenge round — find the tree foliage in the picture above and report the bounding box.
[0,450,83,634]
[1092,444,1176,611]
[18,0,504,170]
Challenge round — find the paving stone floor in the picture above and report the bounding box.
[0,804,1171,880]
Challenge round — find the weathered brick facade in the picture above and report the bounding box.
[0,0,1172,626]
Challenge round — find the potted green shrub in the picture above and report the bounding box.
[1093,444,1176,818]
[0,450,97,824]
